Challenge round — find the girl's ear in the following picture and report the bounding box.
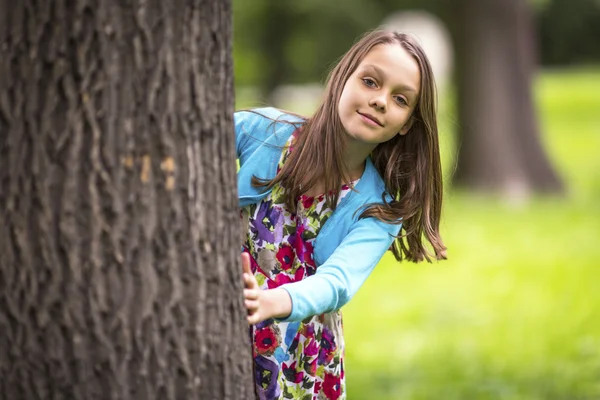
[399,117,414,136]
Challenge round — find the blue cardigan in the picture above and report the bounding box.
[236,108,402,322]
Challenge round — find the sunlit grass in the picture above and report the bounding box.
[343,67,600,399]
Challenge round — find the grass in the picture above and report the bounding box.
[343,68,600,399]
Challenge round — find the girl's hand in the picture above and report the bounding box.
[242,252,262,324]
[241,252,293,324]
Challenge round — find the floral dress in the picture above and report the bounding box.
[240,130,356,400]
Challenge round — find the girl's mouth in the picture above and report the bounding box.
[357,111,383,127]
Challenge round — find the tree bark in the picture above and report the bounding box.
[451,0,563,196]
[0,1,254,399]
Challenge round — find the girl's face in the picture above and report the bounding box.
[338,43,421,145]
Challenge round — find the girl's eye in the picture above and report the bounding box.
[362,78,377,88]
[394,96,408,106]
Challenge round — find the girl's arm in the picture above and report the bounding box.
[242,252,292,324]
[241,218,400,324]
[279,217,401,322]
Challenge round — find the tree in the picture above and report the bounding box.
[378,0,564,195]
[0,1,254,399]
[450,0,563,195]
[538,0,600,66]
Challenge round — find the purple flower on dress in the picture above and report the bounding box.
[318,327,337,366]
[251,200,281,246]
[302,324,315,339]
[254,355,281,400]
[294,224,305,263]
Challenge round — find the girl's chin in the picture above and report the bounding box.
[344,132,383,146]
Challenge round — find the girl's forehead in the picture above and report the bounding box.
[358,44,420,93]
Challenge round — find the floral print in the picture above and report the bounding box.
[241,130,355,399]
[255,324,282,356]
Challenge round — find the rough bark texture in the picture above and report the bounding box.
[451,0,563,196]
[0,0,254,399]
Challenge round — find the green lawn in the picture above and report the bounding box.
[343,68,600,399]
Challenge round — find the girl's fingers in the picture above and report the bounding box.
[245,299,259,312]
[247,312,260,325]
[244,289,259,300]
[243,272,258,289]
[241,252,261,325]
[241,252,252,275]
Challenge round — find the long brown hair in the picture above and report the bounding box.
[253,30,446,263]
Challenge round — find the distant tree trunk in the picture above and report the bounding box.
[451,0,562,196]
[0,1,254,399]
[257,0,295,104]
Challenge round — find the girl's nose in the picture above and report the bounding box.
[369,95,386,112]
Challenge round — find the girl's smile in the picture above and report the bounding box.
[357,111,383,127]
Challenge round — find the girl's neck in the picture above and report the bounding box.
[301,154,368,198]
[344,137,376,181]
[299,133,373,198]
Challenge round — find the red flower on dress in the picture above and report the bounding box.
[282,361,304,384]
[267,273,291,289]
[254,325,279,356]
[267,268,305,289]
[294,267,305,282]
[276,244,294,271]
[322,372,342,400]
[314,380,322,394]
[304,338,318,356]
[300,195,314,210]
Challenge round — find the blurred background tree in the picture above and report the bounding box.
[538,0,600,65]
[449,0,563,195]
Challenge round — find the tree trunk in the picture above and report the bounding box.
[257,0,295,104]
[451,0,563,197]
[0,1,254,399]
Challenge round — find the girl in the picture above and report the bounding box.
[237,30,446,399]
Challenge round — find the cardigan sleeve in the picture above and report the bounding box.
[234,110,259,165]
[277,217,402,322]
[235,108,298,166]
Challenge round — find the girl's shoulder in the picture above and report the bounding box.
[235,108,306,168]
[235,107,305,130]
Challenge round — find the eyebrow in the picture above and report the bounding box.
[362,64,418,95]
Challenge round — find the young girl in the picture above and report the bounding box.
[237,30,446,399]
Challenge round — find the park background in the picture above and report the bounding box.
[232,0,600,399]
